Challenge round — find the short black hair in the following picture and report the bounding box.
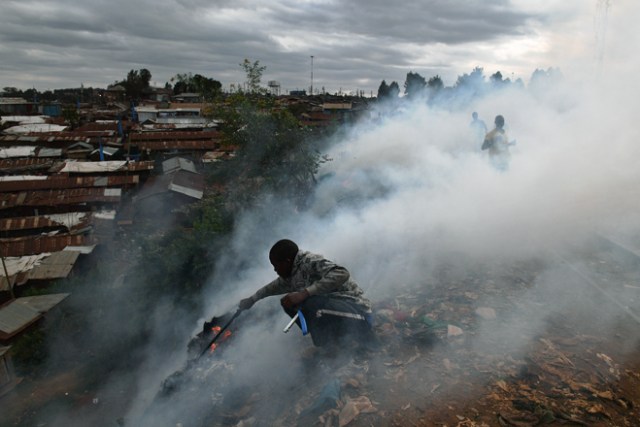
[269,239,299,262]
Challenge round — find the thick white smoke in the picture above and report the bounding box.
[122,2,640,425]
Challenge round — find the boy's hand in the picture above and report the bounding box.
[280,290,309,309]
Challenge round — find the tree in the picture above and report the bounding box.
[2,87,19,96]
[192,74,222,100]
[455,66,485,88]
[529,67,563,93]
[388,81,400,99]
[377,80,390,99]
[62,105,80,129]
[427,75,444,91]
[171,73,221,100]
[490,71,510,87]
[377,80,400,104]
[209,94,326,208]
[240,59,267,94]
[122,69,152,100]
[404,71,426,99]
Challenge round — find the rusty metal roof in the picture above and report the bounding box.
[0,174,139,192]
[0,212,93,233]
[0,158,59,174]
[130,130,220,141]
[75,123,119,132]
[0,134,122,146]
[0,234,97,257]
[135,140,218,150]
[0,188,121,210]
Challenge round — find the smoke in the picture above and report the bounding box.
[107,3,640,425]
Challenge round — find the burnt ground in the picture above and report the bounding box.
[2,234,640,427]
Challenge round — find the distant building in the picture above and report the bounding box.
[0,345,20,396]
[172,93,203,103]
[0,98,38,115]
[104,85,126,103]
[135,106,206,125]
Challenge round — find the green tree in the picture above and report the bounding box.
[210,94,326,208]
[2,87,20,96]
[427,75,444,91]
[529,67,563,93]
[388,81,400,99]
[122,68,152,100]
[62,105,80,129]
[404,71,426,99]
[377,80,400,104]
[377,80,390,99]
[240,59,267,94]
[455,66,485,88]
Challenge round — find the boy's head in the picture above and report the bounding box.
[269,239,298,278]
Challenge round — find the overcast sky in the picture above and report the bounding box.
[0,0,623,95]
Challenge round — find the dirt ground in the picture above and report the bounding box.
[2,236,640,427]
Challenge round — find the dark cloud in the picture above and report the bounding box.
[0,1,586,93]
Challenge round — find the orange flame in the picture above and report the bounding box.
[208,326,233,353]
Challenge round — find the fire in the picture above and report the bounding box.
[208,326,232,353]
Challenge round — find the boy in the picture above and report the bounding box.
[239,239,373,349]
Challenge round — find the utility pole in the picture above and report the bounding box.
[310,55,314,96]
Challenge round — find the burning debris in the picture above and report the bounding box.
[127,236,640,427]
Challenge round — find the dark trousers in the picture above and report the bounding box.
[284,295,372,347]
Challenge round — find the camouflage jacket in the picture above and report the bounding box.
[250,250,372,312]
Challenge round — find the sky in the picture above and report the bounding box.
[0,0,621,95]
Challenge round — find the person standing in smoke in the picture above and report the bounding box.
[482,114,515,171]
[469,111,487,147]
[239,239,374,350]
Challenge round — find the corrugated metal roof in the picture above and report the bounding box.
[170,170,204,199]
[0,188,121,210]
[0,212,92,232]
[2,216,73,232]
[162,157,197,174]
[0,303,40,338]
[19,293,69,312]
[27,251,80,281]
[0,235,96,257]
[54,160,154,173]
[134,170,204,201]
[0,254,49,291]
[0,175,139,192]
[0,134,121,146]
[0,293,69,340]
[0,98,30,105]
[0,252,80,290]
[4,124,68,134]
[37,148,64,158]
[130,131,220,141]
[135,140,218,150]
[0,146,37,158]
[0,158,58,173]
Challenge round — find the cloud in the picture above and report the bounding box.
[0,0,618,93]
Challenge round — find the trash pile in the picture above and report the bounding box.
[144,250,640,427]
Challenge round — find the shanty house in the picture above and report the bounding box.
[0,345,19,396]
